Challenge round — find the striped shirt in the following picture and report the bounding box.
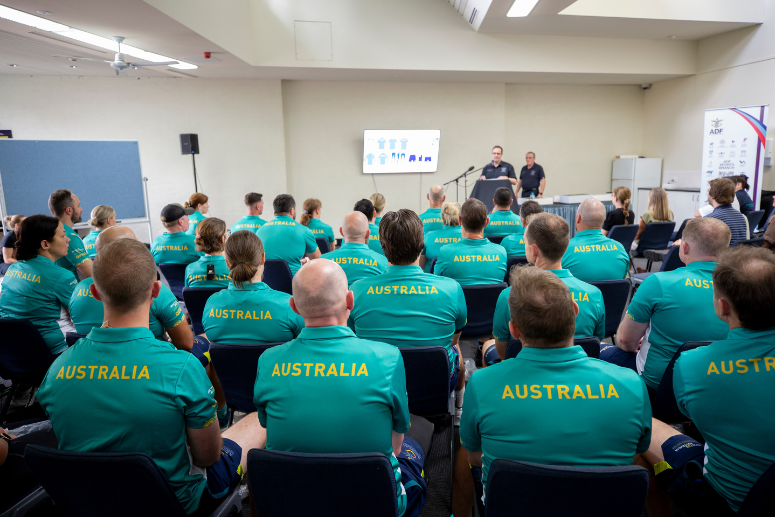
[707,205,748,246]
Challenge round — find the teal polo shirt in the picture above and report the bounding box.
[419,208,443,234]
[562,229,630,281]
[460,346,651,493]
[626,261,729,390]
[0,255,78,354]
[674,327,775,512]
[231,215,266,235]
[350,265,467,373]
[423,226,462,273]
[256,216,319,275]
[69,278,186,340]
[55,223,90,276]
[150,232,202,265]
[202,282,304,345]
[306,218,336,245]
[324,242,388,287]
[367,223,384,256]
[185,211,206,236]
[492,269,604,342]
[435,238,507,286]
[254,326,411,516]
[82,230,101,259]
[184,255,231,288]
[484,210,522,238]
[501,233,526,259]
[374,216,382,226]
[37,327,217,515]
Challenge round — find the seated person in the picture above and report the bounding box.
[632,187,674,251]
[256,194,320,275]
[764,213,775,250]
[354,198,385,256]
[37,238,265,516]
[185,218,231,288]
[82,205,116,259]
[231,192,267,235]
[731,174,754,215]
[255,260,434,517]
[301,198,336,251]
[562,198,629,281]
[461,266,650,505]
[436,198,507,285]
[500,200,542,260]
[703,177,749,246]
[603,218,731,387]
[602,186,634,236]
[202,231,303,345]
[420,202,462,273]
[151,204,203,265]
[370,192,386,225]
[419,185,445,234]
[483,187,521,239]
[349,209,467,422]
[641,246,775,515]
[184,192,209,236]
[70,226,192,350]
[0,215,77,354]
[1,214,24,275]
[484,213,604,365]
[0,420,58,512]
[48,189,92,279]
[324,211,387,287]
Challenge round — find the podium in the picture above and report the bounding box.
[468,179,518,214]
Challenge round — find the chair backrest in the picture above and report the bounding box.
[262,259,293,295]
[673,218,690,242]
[247,449,398,517]
[182,287,224,335]
[0,319,55,386]
[635,221,676,253]
[24,445,187,517]
[398,346,451,416]
[736,237,765,247]
[607,224,639,252]
[429,257,437,274]
[208,342,282,413]
[65,332,87,347]
[746,210,765,234]
[506,337,600,360]
[488,235,505,245]
[461,283,508,339]
[587,280,631,337]
[660,245,685,272]
[157,263,188,300]
[737,461,775,517]
[505,256,529,284]
[485,459,648,517]
[316,237,330,254]
[652,341,712,424]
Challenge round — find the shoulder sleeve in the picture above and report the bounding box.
[202,295,217,334]
[254,353,270,427]
[626,274,662,323]
[641,212,653,225]
[602,211,616,231]
[184,263,194,287]
[455,283,467,333]
[593,289,605,340]
[175,356,217,429]
[673,354,692,418]
[492,288,511,342]
[389,352,411,433]
[459,375,482,452]
[636,379,653,454]
[157,285,186,329]
[538,166,545,179]
[1,232,14,248]
[435,248,447,276]
[54,270,79,307]
[325,225,335,244]
[288,305,305,337]
[508,163,517,179]
[376,254,388,272]
[304,228,319,254]
[66,236,90,268]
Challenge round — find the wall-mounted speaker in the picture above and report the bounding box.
[180,134,199,155]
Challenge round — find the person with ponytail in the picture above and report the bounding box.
[82,205,116,259]
[201,231,304,345]
[185,218,231,288]
[1,214,25,274]
[420,202,462,273]
[731,175,755,215]
[183,193,209,236]
[300,198,336,251]
[370,193,386,225]
[602,186,634,236]
[0,215,78,354]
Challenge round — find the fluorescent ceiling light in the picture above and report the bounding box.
[0,5,197,69]
[507,0,541,17]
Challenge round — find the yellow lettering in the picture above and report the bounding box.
[736,359,748,374]
[89,366,97,379]
[98,366,108,379]
[707,362,719,375]
[357,363,369,376]
[607,384,619,398]
[76,366,86,379]
[304,363,313,376]
[750,358,761,372]
[121,366,130,379]
[542,385,554,399]
[265,311,272,320]
[557,385,570,399]
[138,366,149,380]
[272,364,280,376]
[282,363,291,376]
[515,385,528,399]
[721,361,734,374]
[315,364,325,376]
[64,366,75,379]
[132,365,137,379]
[292,364,301,376]
[502,385,514,399]
[600,384,606,398]
[586,385,599,399]
[400,286,408,294]
[765,357,775,371]
[340,363,349,376]
[573,385,586,399]
[327,363,338,376]
[430,286,438,294]
[367,286,374,294]
[55,367,65,379]
[685,278,693,287]
[530,385,542,399]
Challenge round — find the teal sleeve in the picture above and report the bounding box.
[202,297,216,335]
[435,249,447,276]
[594,291,605,340]
[156,285,186,329]
[459,375,482,452]
[492,288,511,342]
[184,263,195,287]
[304,229,319,254]
[150,237,161,263]
[54,271,79,307]
[455,284,468,333]
[376,255,388,273]
[636,379,653,454]
[66,236,90,268]
[175,356,217,429]
[325,225,335,244]
[626,274,662,323]
[390,353,411,433]
[289,308,305,337]
[254,354,269,427]
[673,354,691,418]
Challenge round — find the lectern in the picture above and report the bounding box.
[468,180,518,214]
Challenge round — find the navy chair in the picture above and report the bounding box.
[652,341,711,424]
[736,237,765,247]
[182,287,224,335]
[608,224,639,252]
[398,346,451,417]
[316,237,330,254]
[737,462,775,517]
[461,283,508,339]
[262,259,293,295]
[746,210,765,234]
[587,280,631,344]
[506,337,601,360]
[630,245,685,286]
[158,263,188,300]
[505,256,529,284]
[484,459,648,517]
[487,235,505,245]
[672,218,690,243]
[631,222,676,272]
[248,449,397,517]
[0,319,55,425]
[430,257,437,274]
[24,445,241,517]
[65,332,87,347]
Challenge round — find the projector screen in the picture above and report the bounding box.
[363,129,440,174]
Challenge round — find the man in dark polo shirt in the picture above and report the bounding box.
[515,152,546,198]
[479,146,516,185]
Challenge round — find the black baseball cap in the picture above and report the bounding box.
[160,203,195,223]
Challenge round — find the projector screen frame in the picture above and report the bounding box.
[362,129,441,174]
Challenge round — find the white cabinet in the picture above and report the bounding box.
[667,190,700,226]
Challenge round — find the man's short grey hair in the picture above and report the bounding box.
[292,259,349,320]
[577,198,606,229]
[341,212,369,241]
[429,185,445,203]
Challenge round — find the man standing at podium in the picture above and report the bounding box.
[515,152,546,199]
[479,146,516,185]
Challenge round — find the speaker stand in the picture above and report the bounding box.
[191,153,200,193]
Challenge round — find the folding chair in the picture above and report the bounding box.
[505,256,529,284]
[182,287,224,335]
[262,259,293,295]
[745,210,765,234]
[461,283,508,339]
[430,257,437,274]
[608,224,639,252]
[487,235,505,245]
[506,336,601,360]
[631,222,676,272]
[316,237,330,254]
[398,346,451,417]
[736,237,765,247]
[587,280,631,345]
[65,332,87,347]
[630,245,685,287]
[671,218,690,243]
[158,263,188,300]
[651,341,711,424]
[737,462,775,517]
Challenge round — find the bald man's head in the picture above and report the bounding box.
[292,259,350,322]
[95,226,137,252]
[341,211,369,243]
[428,185,445,207]
[576,198,606,230]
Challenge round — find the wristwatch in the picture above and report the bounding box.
[0,430,13,442]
